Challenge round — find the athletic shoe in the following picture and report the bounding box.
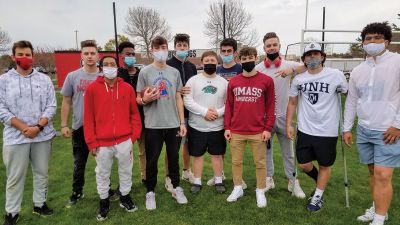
[33,202,54,217]
[182,170,195,184]
[256,188,267,208]
[109,189,120,202]
[190,184,202,194]
[172,187,188,204]
[215,183,226,194]
[357,205,388,222]
[306,195,324,212]
[119,194,138,212]
[165,177,173,193]
[227,186,244,202]
[265,177,275,191]
[67,192,84,207]
[145,192,156,210]
[96,198,110,221]
[3,213,19,225]
[242,180,248,190]
[206,172,226,186]
[288,179,306,199]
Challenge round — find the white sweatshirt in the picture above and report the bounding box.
[343,50,400,132]
[255,59,301,117]
[183,73,228,132]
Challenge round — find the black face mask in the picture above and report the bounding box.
[203,64,217,75]
[242,61,256,73]
[267,52,280,61]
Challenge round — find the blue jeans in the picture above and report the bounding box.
[356,125,400,167]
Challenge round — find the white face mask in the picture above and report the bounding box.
[363,43,386,56]
[153,50,168,62]
[103,67,118,79]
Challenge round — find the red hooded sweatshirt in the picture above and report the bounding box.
[84,76,142,151]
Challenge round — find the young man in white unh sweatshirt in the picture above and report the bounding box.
[255,32,306,199]
[286,42,348,212]
[343,22,400,225]
[183,50,228,194]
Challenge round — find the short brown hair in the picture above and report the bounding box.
[174,33,190,47]
[80,40,98,50]
[12,40,33,56]
[238,47,257,59]
[151,36,168,49]
[201,51,218,62]
[263,32,280,43]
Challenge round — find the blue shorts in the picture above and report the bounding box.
[356,125,400,168]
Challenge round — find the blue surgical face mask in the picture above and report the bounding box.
[124,56,136,67]
[176,50,188,59]
[221,54,234,64]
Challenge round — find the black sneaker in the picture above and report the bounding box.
[109,189,120,202]
[33,202,54,217]
[215,183,226,194]
[119,194,138,212]
[190,184,202,194]
[3,213,19,225]
[96,198,110,221]
[67,192,84,207]
[306,195,324,212]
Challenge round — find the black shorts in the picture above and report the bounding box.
[187,126,226,157]
[296,130,338,167]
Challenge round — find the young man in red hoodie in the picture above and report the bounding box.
[84,56,142,221]
[224,47,276,208]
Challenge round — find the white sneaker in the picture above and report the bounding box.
[242,180,247,190]
[357,205,388,222]
[145,192,156,210]
[265,177,275,191]
[206,172,226,186]
[172,186,188,204]
[182,170,194,184]
[288,179,306,199]
[164,177,173,193]
[227,186,244,202]
[256,188,267,208]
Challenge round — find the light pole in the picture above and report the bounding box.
[74,30,79,50]
[304,0,309,29]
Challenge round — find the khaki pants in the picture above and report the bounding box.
[230,133,266,189]
[137,133,146,180]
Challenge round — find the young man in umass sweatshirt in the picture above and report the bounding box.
[84,56,142,221]
[224,47,276,208]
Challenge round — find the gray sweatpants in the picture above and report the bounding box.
[95,139,133,199]
[3,140,52,214]
[266,115,296,180]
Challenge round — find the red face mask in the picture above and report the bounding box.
[15,57,33,70]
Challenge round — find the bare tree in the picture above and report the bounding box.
[203,0,259,48]
[124,6,171,58]
[0,27,11,54]
[34,46,56,74]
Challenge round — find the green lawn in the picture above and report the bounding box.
[0,93,399,225]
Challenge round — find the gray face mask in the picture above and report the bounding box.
[305,58,322,69]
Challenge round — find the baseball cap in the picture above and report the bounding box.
[303,42,322,56]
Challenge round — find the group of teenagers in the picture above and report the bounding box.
[1,21,400,225]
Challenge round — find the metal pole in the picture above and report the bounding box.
[113,2,119,65]
[322,6,326,51]
[305,0,309,29]
[223,1,226,39]
[74,30,78,50]
[300,29,305,56]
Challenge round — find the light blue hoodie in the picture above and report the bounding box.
[0,68,56,145]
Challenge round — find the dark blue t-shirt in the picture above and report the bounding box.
[217,63,242,81]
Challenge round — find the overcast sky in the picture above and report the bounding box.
[1,0,399,55]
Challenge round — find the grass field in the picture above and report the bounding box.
[0,92,399,225]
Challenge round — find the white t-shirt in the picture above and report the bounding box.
[289,67,348,137]
[255,59,301,117]
[183,73,228,132]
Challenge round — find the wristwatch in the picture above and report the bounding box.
[35,124,44,131]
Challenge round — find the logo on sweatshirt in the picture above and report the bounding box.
[308,93,319,104]
[233,86,263,102]
[300,82,330,105]
[202,85,217,94]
